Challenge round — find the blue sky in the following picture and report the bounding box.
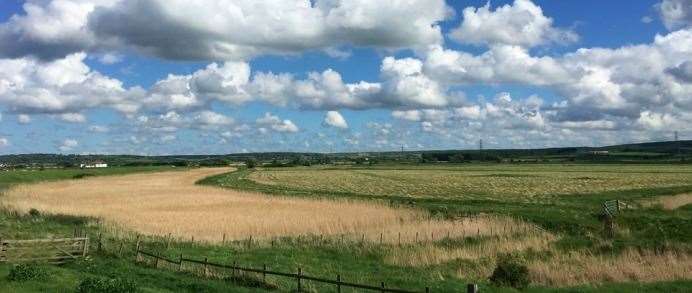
[0,0,690,155]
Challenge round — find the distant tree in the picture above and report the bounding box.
[245,158,257,169]
[450,153,466,163]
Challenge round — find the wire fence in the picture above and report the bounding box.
[135,246,428,293]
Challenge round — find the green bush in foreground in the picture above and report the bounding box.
[8,263,48,282]
[489,256,530,290]
[76,276,137,293]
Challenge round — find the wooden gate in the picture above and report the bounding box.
[0,237,89,264]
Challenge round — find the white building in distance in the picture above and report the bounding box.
[80,161,108,168]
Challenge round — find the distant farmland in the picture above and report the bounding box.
[2,164,691,291]
[246,164,692,199]
[204,164,692,287]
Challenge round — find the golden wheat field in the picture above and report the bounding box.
[0,168,529,243]
[248,165,692,199]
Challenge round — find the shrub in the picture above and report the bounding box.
[73,173,95,179]
[8,263,48,282]
[489,256,530,290]
[76,277,138,293]
[28,208,41,217]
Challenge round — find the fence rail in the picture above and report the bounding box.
[136,247,425,293]
[0,237,89,264]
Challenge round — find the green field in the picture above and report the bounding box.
[1,164,692,292]
[246,164,692,199]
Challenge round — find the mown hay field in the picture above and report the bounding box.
[247,164,692,200]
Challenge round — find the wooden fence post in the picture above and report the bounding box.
[262,264,267,283]
[97,232,102,252]
[135,240,141,262]
[203,257,209,277]
[118,242,123,257]
[0,238,4,263]
[232,261,236,278]
[82,237,89,257]
[166,233,171,249]
[425,286,430,293]
[467,283,478,293]
[297,267,302,292]
[336,274,341,293]
[222,233,226,244]
[381,281,386,293]
[179,254,183,272]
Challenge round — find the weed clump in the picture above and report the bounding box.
[489,255,530,290]
[76,276,137,293]
[28,208,41,217]
[8,263,48,282]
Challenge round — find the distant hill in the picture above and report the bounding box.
[1,140,690,167]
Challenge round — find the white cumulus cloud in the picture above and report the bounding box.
[450,0,578,48]
[323,111,348,129]
[58,138,78,152]
[658,0,692,30]
[256,113,299,133]
[0,0,450,61]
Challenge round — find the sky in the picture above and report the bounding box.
[0,0,691,155]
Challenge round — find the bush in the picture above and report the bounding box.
[76,277,137,293]
[8,263,48,282]
[489,256,530,290]
[244,159,257,169]
[73,173,95,179]
[28,208,41,217]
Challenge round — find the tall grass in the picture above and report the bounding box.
[386,232,556,267]
[529,249,692,286]
[1,168,528,244]
[643,193,692,210]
